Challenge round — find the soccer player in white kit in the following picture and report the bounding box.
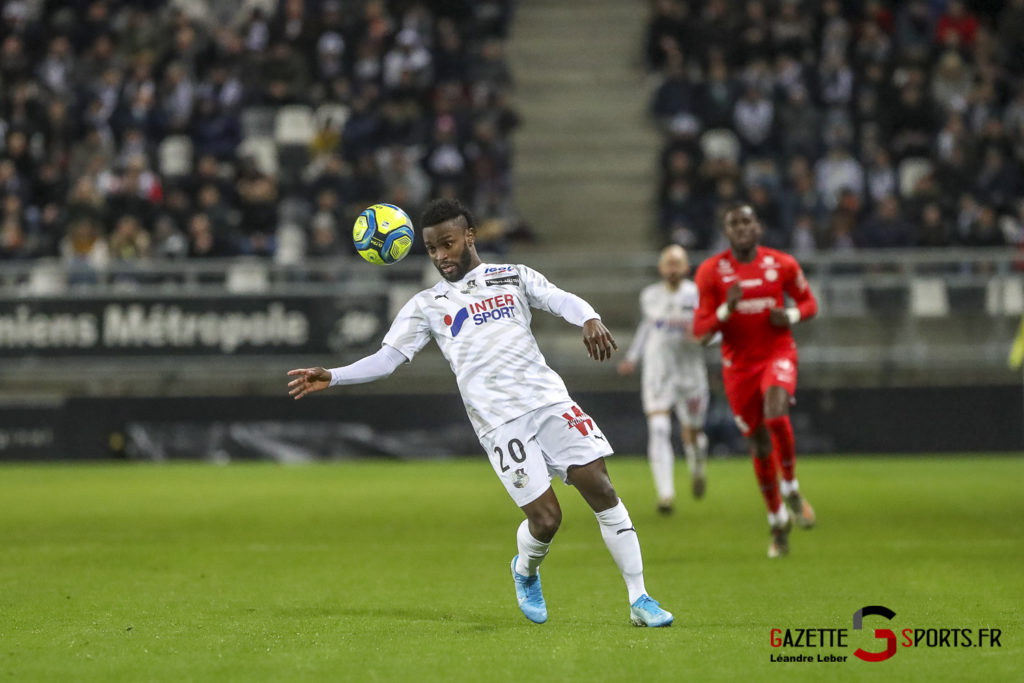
[287,199,673,627]
[618,246,711,513]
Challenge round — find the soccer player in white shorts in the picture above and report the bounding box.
[618,246,712,513]
[287,198,673,628]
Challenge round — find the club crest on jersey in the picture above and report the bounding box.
[443,293,517,337]
[718,260,734,273]
[460,280,478,294]
[511,468,529,489]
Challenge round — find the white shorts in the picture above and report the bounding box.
[642,368,709,429]
[480,400,614,507]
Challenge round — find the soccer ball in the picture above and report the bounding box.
[352,203,415,265]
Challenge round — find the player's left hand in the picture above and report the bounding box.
[583,319,618,361]
[769,307,790,327]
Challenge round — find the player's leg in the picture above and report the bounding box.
[749,425,791,557]
[762,355,815,529]
[518,487,561,565]
[725,365,791,557]
[645,410,676,513]
[675,385,709,499]
[567,458,672,627]
[682,426,708,498]
[483,416,557,623]
[641,363,676,513]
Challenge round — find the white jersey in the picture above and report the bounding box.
[625,280,707,386]
[383,263,599,436]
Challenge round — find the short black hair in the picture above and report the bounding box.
[420,198,477,232]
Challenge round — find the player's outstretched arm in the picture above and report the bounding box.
[287,367,331,400]
[619,316,651,374]
[583,318,618,362]
[286,345,408,400]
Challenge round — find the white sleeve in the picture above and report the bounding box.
[625,317,652,363]
[519,265,600,326]
[381,295,432,361]
[329,344,408,386]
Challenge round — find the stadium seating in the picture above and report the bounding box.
[646,1,1024,252]
[0,1,520,265]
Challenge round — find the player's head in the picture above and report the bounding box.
[421,198,481,281]
[658,245,689,287]
[722,202,764,253]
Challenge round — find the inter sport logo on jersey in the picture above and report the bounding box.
[443,294,517,337]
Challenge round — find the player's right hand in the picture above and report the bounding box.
[583,318,618,362]
[726,283,743,311]
[287,367,331,400]
[617,360,635,376]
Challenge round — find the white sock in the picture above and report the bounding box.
[647,414,674,502]
[595,499,647,604]
[767,503,791,528]
[780,478,799,498]
[515,519,550,576]
[695,432,708,475]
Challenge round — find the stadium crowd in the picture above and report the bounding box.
[646,0,1024,253]
[0,0,523,269]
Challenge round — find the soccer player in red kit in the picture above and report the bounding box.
[693,204,818,558]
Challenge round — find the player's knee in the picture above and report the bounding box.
[589,480,619,510]
[764,388,790,419]
[647,412,671,439]
[529,508,562,539]
[749,430,772,458]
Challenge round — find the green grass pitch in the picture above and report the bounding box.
[2,455,1022,682]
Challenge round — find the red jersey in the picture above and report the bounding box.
[692,247,817,367]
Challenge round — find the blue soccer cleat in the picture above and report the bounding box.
[630,594,673,627]
[510,555,548,624]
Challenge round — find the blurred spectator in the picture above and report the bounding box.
[815,146,864,210]
[932,51,975,113]
[916,202,953,247]
[860,195,913,248]
[936,0,979,48]
[645,0,687,71]
[897,0,935,57]
[61,217,109,279]
[733,85,775,157]
[109,214,151,261]
[188,212,236,259]
[865,148,898,206]
[975,146,1022,209]
[790,213,819,255]
[963,204,1007,247]
[383,29,433,92]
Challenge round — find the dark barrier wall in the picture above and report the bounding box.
[4,386,1020,461]
[0,294,388,357]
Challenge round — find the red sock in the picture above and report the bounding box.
[751,452,781,513]
[766,415,796,483]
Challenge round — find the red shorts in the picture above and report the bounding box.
[722,350,798,437]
